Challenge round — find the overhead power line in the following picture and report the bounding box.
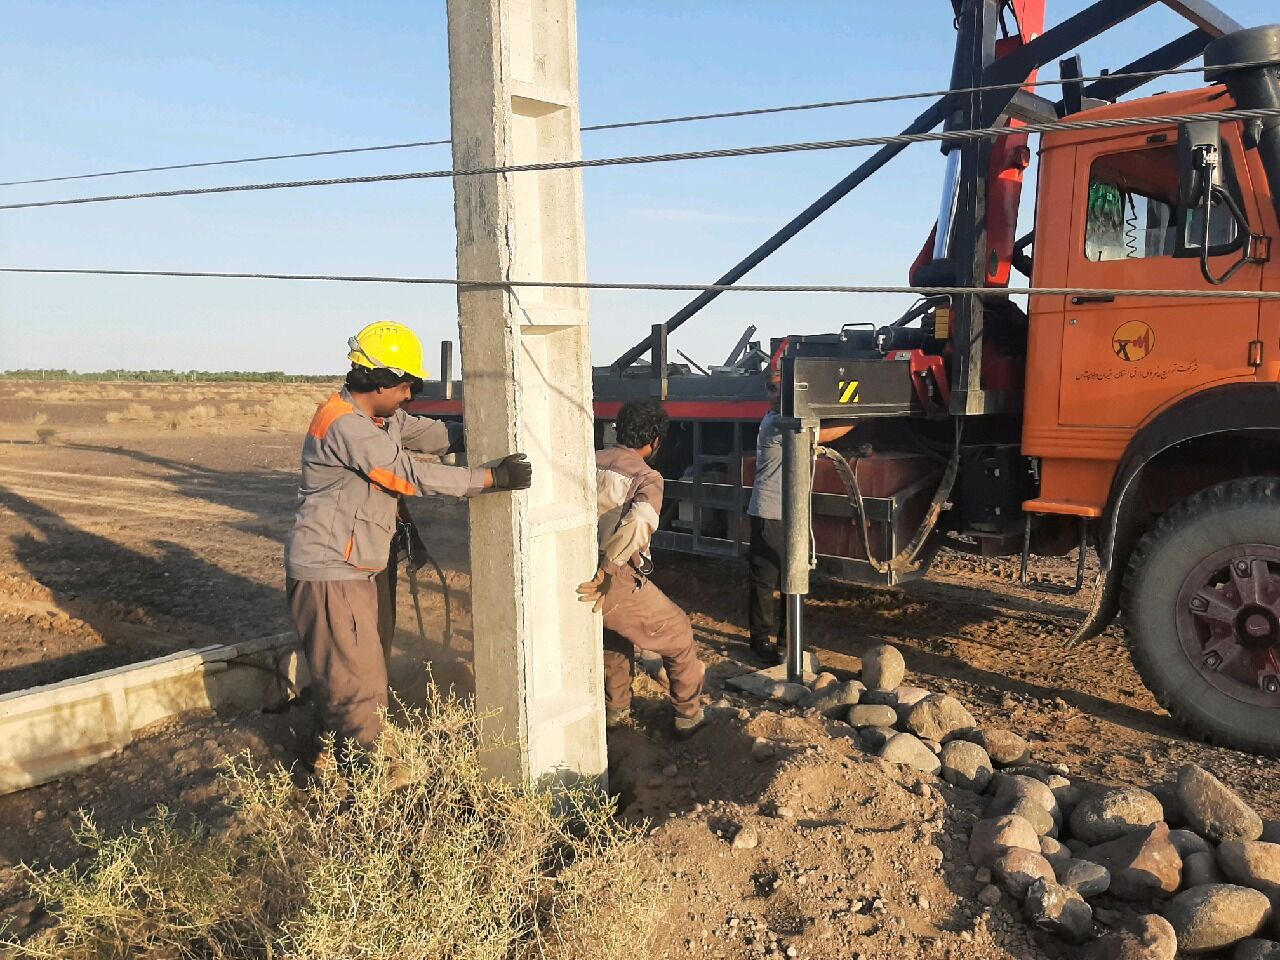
[3,57,1274,189]
[4,266,1280,301]
[3,105,1278,213]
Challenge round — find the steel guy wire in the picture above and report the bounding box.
[4,267,1280,301]
[3,57,1275,188]
[0,139,452,188]
[3,105,1279,213]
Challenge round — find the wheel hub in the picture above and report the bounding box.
[1176,547,1280,708]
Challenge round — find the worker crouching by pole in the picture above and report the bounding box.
[284,321,532,774]
[578,400,708,740]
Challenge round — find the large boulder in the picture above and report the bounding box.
[892,685,931,721]
[1219,842,1280,893]
[1185,851,1226,888]
[1085,822,1183,901]
[1165,883,1273,954]
[970,815,1042,868]
[1005,797,1056,838]
[800,679,864,718]
[1235,940,1280,960]
[1150,780,1188,829]
[1178,765,1264,843]
[1059,858,1112,898]
[993,848,1057,901]
[940,739,994,793]
[1083,915,1177,960]
[725,668,810,703]
[861,644,905,691]
[1055,782,1087,821]
[860,726,895,752]
[860,689,899,708]
[964,728,1031,766]
[879,732,941,774]
[1041,836,1072,871]
[1026,878,1095,944]
[1170,830,1213,859]
[848,704,898,728]
[1071,788,1165,845]
[904,694,976,742]
[990,773,1060,816]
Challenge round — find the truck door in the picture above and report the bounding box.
[1059,127,1264,429]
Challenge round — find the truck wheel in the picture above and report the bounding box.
[1123,477,1280,756]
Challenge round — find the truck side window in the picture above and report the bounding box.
[1084,145,1179,262]
[1083,142,1242,262]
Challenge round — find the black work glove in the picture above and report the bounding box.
[491,453,532,491]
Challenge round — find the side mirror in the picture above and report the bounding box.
[1178,120,1223,208]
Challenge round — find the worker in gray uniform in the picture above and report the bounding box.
[578,400,707,739]
[285,321,531,757]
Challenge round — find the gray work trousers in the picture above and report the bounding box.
[601,564,705,719]
[288,577,387,748]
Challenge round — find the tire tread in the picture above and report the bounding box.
[1122,475,1280,756]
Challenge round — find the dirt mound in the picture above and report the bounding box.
[608,683,1049,959]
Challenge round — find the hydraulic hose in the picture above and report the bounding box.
[814,418,963,576]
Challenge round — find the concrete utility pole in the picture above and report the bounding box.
[446,0,606,789]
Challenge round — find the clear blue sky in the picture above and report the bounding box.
[1,0,1274,374]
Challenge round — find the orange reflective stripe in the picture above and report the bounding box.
[344,535,354,561]
[369,467,418,497]
[308,395,355,440]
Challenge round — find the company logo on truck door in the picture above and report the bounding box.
[837,380,861,404]
[1112,320,1155,362]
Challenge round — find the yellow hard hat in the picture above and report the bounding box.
[347,321,428,380]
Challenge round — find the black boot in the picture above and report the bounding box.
[750,637,783,665]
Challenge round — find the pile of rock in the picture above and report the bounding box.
[965,761,1280,957]
[726,642,1280,958]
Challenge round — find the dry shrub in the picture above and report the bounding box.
[219,402,243,418]
[35,428,57,444]
[123,402,154,421]
[258,394,325,432]
[104,411,123,424]
[30,412,48,426]
[9,691,658,960]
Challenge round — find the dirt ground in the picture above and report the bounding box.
[0,381,1276,958]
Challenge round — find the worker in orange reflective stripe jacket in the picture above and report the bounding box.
[284,321,532,760]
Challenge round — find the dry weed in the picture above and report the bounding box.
[29,412,47,426]
[8,690,658,960]
[123,403,154,421]
[104,411,123,424]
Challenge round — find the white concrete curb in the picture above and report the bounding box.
[0,632,306,795]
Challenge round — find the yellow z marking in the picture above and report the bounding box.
[838,380,861,404]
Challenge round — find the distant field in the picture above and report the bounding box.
[2,370,337,383]
[0,379,341,438]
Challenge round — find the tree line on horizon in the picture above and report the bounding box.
[2,369,338,383]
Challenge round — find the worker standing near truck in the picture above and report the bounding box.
[285,320,532,759]
[578,400,707,739]
[748,367,854,663]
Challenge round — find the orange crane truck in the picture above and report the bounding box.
[412,0,1280,754]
